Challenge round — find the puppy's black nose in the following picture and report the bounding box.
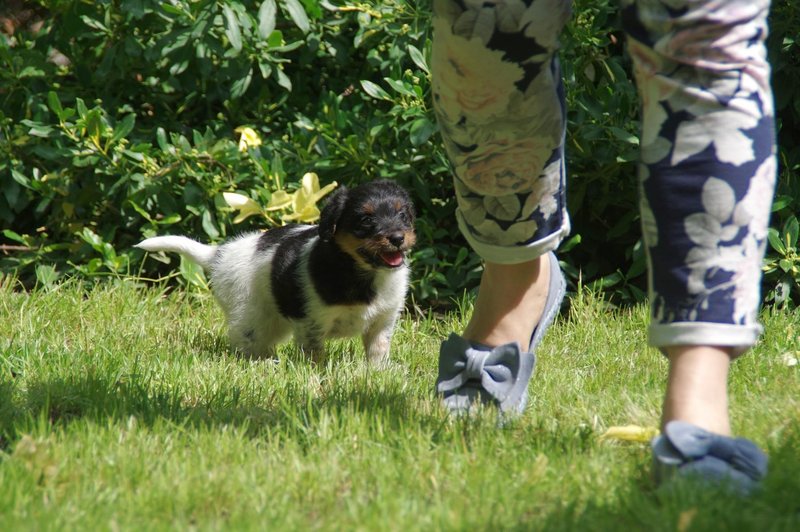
[388,232,405,248]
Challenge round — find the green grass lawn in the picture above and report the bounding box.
[1,279,798,530]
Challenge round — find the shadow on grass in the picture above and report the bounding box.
[0,370,449,450]
[530,424,800,531]
[3,367,798,529]
[0,380,17,451]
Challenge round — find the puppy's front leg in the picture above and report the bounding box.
[295,325,327,365]
[304,344,327,365]
[362,315,397,369]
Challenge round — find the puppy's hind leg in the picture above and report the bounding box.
[228,319,288,360]
[294,323,327,366]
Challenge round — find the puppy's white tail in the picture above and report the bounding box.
[136,236,217,270]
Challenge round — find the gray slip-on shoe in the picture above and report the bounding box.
[436,252,566,416]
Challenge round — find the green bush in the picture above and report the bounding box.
[764,0,800,307]
[1,0,798,308]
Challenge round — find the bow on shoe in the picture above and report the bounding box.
[436,333,535,415]
[652,420,768,494]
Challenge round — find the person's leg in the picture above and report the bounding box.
[622,0,774,487]
[431,0,573,413]
[463,257,549,351]
[431,0,572,345]
[663,346,732,435]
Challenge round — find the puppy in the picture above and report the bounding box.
[136,180,415,366]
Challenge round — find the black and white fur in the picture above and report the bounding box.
[136,180,415,366]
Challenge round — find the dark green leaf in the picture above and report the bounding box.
[560,234,582,253]
[360,80,390,100]
[408,44,429,74]
[384,77,416,97]
[201,209,220,239]
[258,0,277,39]
[267,29,284,47]
[454,247,468,266]
[17,66,45,79]
[128,200,154,224]
[231,67,254,98]
[48,92,64,119]
[160,3,184,16]
[283,0,310,33]
[222,4,243,53]
[771,195,793,212]
[785,216,799,248]
[3,180,20,206]
[180,254,208,287]
[609,126,639,145]
[35,264,59,288]
[768,228,786,254]
[76,98,88,118]
[85,110,106,140]
[276,68,292,91]
[258,61,273,79]
[2,229,27,244]
[596,272,623,289]
[270,40,304,52]
[80,15,109,32]
[156,127,170,152]
[111,114,136,143]
[409,118,436,147]
[158,213,182,225]
[22,121,54,138]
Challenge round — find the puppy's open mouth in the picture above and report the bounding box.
[379,251,405,268]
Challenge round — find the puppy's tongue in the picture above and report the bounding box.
[380,251,404,267]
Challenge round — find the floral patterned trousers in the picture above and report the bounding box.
[431,0,776,353]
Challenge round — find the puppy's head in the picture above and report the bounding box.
[319,180,416,270]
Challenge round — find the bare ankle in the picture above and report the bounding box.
[662,345,733,436]
[462,255,550,350]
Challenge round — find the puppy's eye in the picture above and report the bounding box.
[398,211,409,223]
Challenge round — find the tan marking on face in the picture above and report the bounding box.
[403,230,416,248]
[362,202,375,215]
[394,200,403,211]
[334,232,372,269]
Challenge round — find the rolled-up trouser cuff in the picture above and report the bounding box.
[456,210,570,265]
[649,322,762,359]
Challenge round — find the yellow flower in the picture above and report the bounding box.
[265,190,293,212]
[224,173,337,226]
[282,173,338,223]
[235,126,262,152]
[223,192,263,224]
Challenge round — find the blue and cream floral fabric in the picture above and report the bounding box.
[431,0,776,351]
[431,0,572,263]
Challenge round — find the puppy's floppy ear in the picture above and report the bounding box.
[319,185,348,241]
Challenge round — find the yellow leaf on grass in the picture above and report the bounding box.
[599,425,659,443]
[678,508,698,532]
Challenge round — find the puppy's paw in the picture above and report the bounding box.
[367,356,409,376]
[298,344,328,366]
